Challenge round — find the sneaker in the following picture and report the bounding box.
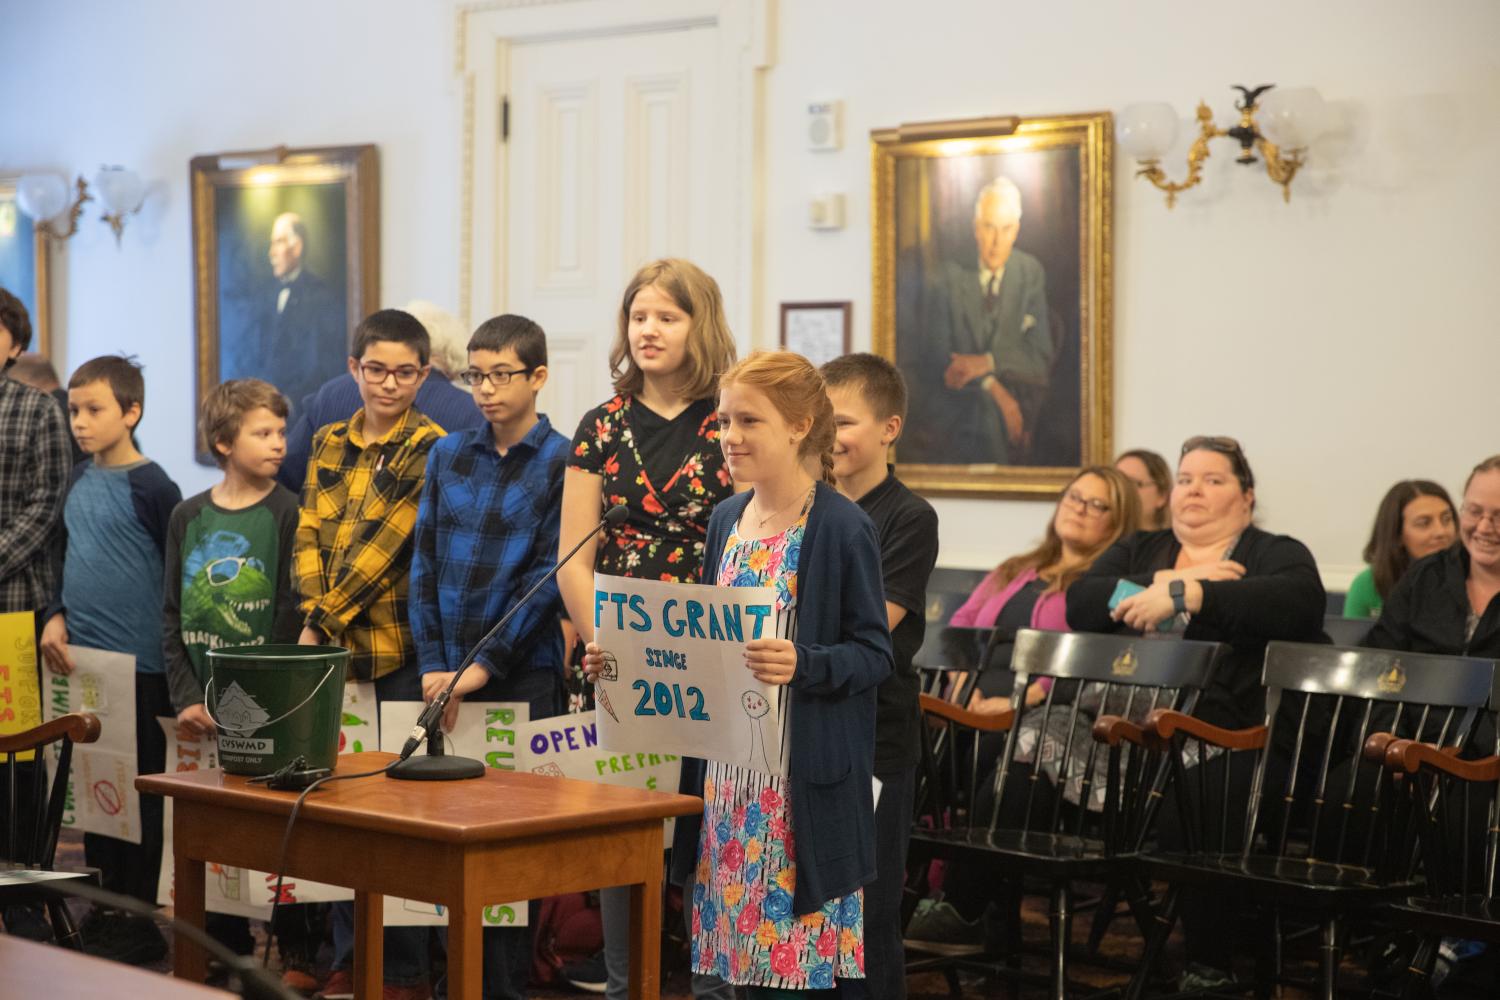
[1177,962,1235,993]
[316,969,354,999]
[903,898,985,956]
[282,968,323,995]
[561,948,608,993]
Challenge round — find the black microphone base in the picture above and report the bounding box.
[385,753,487,781]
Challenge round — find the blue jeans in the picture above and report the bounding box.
[330,664,431,985]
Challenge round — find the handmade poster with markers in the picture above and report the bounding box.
[0,611,43,762]
[42,646,142,844]
[592,574,789,777]
[515,710,681,845]
[156,681,378,916]
[379,700,530,928]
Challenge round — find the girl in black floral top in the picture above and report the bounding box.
[558,257,739,1000]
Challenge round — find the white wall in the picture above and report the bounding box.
[764,0,1500,587]
[6,0,1499,587]
[0,0,461,499]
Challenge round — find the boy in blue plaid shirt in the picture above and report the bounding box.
[410,313,569,999]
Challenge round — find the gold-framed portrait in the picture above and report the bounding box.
[872,112,1113,499]
[191,144,379,463]
[0,174,52,357]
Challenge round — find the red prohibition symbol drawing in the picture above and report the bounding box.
[92,780,123,815]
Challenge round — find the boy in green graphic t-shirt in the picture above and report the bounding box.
[163,379,301,723]
[161,379,303,968]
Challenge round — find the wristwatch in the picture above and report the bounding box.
[1169,579,1187,615]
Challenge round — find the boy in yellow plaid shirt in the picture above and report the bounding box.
[293,308,443,999]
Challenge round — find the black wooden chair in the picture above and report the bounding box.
[1127,642,1495,1000]
[1374,663,1500,999]
[906,628,1224,999]
[0,713,102,949]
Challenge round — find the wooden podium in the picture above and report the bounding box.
[138,751,702,1000]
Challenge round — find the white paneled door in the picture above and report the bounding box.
[505,25,721,438]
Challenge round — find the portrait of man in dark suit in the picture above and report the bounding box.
[215,192,350,417]
[258,212,347,409]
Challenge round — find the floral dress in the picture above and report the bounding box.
[568,394,733,583]
[691,497,866,989]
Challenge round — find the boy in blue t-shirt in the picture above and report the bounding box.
[410,313,570,999]
[39,355,181,965]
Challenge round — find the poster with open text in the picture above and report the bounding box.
[592,574,788,777]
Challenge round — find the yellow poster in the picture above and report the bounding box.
[0,611,41,761]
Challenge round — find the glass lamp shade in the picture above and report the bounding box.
[1118,103,1179,161]
[94,166,145,216]
[1256,87,1328,150]
[15,173,70,223]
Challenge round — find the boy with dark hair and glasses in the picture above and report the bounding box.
[293,308,445,998]
[409,313,571,998]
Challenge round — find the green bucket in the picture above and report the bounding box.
[205,644,349,776]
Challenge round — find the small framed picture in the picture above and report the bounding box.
[779,301,851,368]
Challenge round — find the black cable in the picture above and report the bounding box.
[261,761,397,971]
[6,869,297,999]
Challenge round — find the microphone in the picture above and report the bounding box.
[387,503,628,780]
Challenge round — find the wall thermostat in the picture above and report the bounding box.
[807,101,843,151]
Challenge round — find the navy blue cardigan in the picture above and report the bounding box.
[669,482,894,915]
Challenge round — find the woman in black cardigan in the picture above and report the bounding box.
[1066,436,1325,988]
[1365,454,1500,750]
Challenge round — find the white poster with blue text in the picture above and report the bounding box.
[592,573,788,777]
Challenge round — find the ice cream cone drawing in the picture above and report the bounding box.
[741,690,772,772]
[596,684,619,723]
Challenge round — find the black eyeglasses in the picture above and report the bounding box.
[460,367,536,388]
[356,362,426,386]
[1061,489,1112,518]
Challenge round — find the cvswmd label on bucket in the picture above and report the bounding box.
[219,736,275,755]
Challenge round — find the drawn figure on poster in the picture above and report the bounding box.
[741,690,772,773]
[595,684,619,723]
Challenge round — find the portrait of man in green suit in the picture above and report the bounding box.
[916,178,1054,466]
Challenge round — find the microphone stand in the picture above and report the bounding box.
[387,504,627,781]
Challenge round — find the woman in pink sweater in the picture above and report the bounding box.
[951,465,1139,712]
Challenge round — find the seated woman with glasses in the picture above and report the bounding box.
[905,466,1140,949]
[1343,480,1458,619]
[1065,435,1326,989]
[1365,455,1500,714]
[951,466,1141,714]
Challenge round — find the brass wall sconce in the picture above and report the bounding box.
[15,174,92,240]
[1119,85,1329,207]
[16,165,148,244]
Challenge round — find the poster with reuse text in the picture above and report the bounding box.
[378,701,529,928]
